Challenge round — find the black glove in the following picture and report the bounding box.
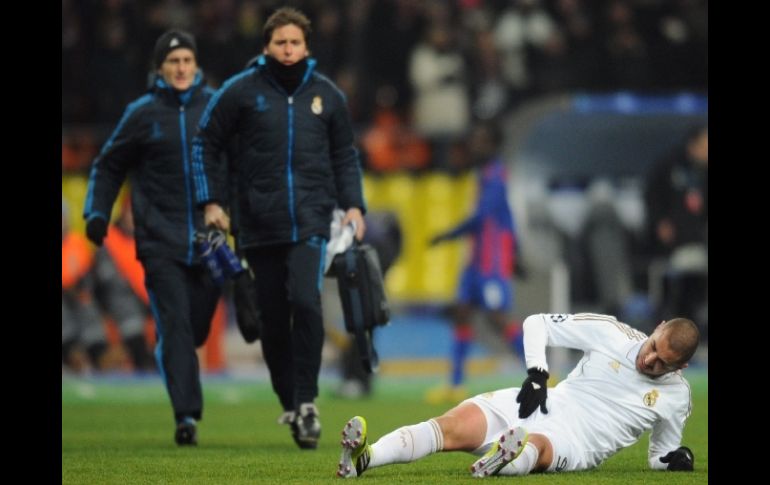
[85,217,108,246]
[659,446,694,471]
[516,367,549,418]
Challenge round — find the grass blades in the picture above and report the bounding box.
[63,372,707,484]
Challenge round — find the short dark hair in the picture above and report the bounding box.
[263,7,312,47]
[663,318,700,365]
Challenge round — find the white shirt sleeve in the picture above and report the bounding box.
[647,376,692,470]
[523,313,648,372]
[522,313,550,371]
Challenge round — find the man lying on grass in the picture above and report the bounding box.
[336,313,697,477]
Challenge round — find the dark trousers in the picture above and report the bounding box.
[245,238,326,411]
[142,257,221,422]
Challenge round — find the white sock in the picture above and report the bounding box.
[369,419,444,468]
[497,442,539,476]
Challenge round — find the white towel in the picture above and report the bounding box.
[325,209,357,275]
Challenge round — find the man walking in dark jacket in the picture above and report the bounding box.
[644,124,708,338]
[83,30,221,446]
[192,6,367,450]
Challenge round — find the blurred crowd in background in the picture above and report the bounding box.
[63,0,706,170]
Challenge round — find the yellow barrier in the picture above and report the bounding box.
[63,171,477,303]
[62,174,129,235]
[363,171,476,303]
[61,174,90,236]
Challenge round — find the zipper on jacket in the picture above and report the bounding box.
[287,96,298,241]
[262,61,314,244]
[179,105,195,264]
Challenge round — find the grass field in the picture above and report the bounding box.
[62,371,707,484]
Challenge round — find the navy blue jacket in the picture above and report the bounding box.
[84,73,216,264]
[192,55,366,248]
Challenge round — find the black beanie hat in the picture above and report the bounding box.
[153,30,197,68]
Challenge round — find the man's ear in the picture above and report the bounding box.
[680,363,689,370]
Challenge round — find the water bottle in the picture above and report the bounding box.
[195,231,225,286]
[213,235,245,278]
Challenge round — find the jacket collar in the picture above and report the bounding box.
[253,54,317,94]
[152,71,203,105]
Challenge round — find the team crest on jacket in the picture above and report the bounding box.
[311,95,323,115]
[643,389,659,407]
[151,121,163,140]
[255,94,269,112]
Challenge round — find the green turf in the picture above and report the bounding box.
[62,372,707,484]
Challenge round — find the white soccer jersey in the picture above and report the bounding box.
[470,313,692,472]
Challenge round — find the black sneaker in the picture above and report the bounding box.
[175,420,198,446]
[293,403,321,450]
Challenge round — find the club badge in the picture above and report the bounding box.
[311,96,323,115]
[643,389,659,407]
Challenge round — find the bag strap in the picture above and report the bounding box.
[344,248,379,373]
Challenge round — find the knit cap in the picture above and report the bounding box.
[153,30,197,68]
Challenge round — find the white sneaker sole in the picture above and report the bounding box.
[336,417,367,478]
[470,427,529,477]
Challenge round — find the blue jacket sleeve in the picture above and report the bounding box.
[192,78,242,207]
[329,88,366,214]
[435,171,513,241]
[83,100,144,223]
